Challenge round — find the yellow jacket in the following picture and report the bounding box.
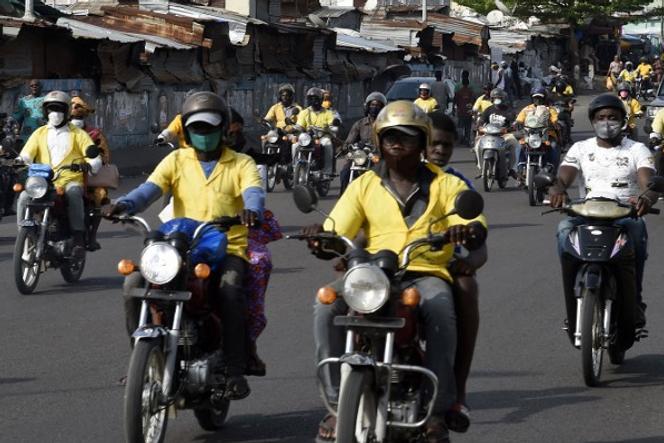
[296,107,336,130]
[20,124,96,187]
[516,104,559,125]
[264,103,302,131]
[472,96,492,113]
[622,98,642,128]
[414,97,439,113]
[651,108,664,134]
[165,114,188,148]
[618,69,636,83]
[147,147,262,259]
[637,63,653,78]
[323,163,487,283]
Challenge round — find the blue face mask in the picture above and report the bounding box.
[188,130,222,152]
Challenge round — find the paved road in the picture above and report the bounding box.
[1,95,664,442]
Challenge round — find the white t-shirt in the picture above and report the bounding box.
[561,137,655,202]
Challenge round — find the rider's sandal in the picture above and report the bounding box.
[224,375,251,400]
[426,416,451,443]
[445,402,471,433]
[316,413,336,442]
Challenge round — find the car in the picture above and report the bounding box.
[644,79,664,134]
[386,76,437,102]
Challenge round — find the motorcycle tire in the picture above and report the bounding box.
[581,289,604,387]
[608,345,625,365]
[527,165,538,206]
[194,402,231,431]
[266,164,277,193]
[336,367,378,443]
[282,164,294,190]
[61,256,86,283]
[482,159,494,192]
[294,164,308,187]
[125,338,168,443]
[13,227,41,295]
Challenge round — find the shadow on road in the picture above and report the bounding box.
[488,223,542,230]
[191,409,324,443]
[20,276,125,296]
[470,370,540,378]
[602,354,664,388]
[587,438,664,443]
[469,386,601,424]
[0,377,36,385]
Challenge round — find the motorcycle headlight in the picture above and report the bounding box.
[140,242,182,285]
[298,133,312,147]
[343,264,390,314]
[266,130,279,144]
[352,149,368,166]
[528,134,542,148]
[25,176,48,199]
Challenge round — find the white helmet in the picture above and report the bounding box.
[419,83,431,91]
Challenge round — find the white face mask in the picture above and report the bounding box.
[71,118,85,128]
[493,99,503,105]
[48,111,65,127]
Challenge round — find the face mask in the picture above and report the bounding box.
[493,99,502,105]
[48,111,64,127]
[533,98,544,106]
[71,118,85,128]
[188,129,222,152]
[368,106,382,118]
[593,120,623,140]
[619,91,629,99]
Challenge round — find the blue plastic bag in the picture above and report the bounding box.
[28,163,52,178]
[159,217,228,270]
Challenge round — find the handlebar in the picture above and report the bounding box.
[192,216,242,240]
[103,214,151,234]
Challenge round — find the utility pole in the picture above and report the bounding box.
[23,0,36,22]
[422,0,427,22]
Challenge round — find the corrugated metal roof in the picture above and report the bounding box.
[332,27,401,53]
[421,13,488,47]
[313,7,362,18]
[488,30,529,54]
[360,19,423,48]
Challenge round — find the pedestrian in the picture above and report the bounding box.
[454,78,474,146]
[491,62,505,91]
[12,79,45,139]
[511,58,522,98]
[607,55,623,90]
[431,70,449,111]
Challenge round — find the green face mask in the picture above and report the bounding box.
[188,130,222,152]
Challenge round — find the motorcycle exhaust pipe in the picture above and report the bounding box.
[574,298,583,348]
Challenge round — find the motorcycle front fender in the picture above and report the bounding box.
[483,149,497,160]
[132,325,169,343]
[339,352,377,368]
[577,263,603,293]
[18,219,39,228]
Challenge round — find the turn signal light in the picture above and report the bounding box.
[315,139,321,145]
[56,187,65,196]
[282,136,289,141]
[401,287,421,307]
[260,135,267,141]
[117,259,136,275]
[371,155,380,164]
[317,286,337,305]
[194,263,211,279]
[13,183,23,192]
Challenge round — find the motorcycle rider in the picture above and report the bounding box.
[414,83,439,113]
[474,88,520,175]
[618,61,636,84]
[636,56,653,93]
[294,87,340,178]
[264,83,302,136]
[13,79,46,139]
[17,90,101,259]
[339,91,386,194]
[548,93,657,331]
[426,110,488,433]
[70,96,112,251]
[306,100,488,442]
[515,87,561,172]
[617,82,642,139]
[471,83,493,115]
[107,91,265,400]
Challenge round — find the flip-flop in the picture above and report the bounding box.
[445,402,471,433]
[315,413,336,442]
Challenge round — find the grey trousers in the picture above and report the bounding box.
[17,183,85,232]
[313,274,457,414]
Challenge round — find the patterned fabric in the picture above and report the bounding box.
[245,209,282,341]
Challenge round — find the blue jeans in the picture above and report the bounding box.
[557,216,648,300]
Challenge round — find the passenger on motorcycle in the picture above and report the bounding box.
[515,87,561,172]
[617,82,642,139]
[473,88,520,174]
[321,89,343,124]
[107,91,265,400]
[551,74,575,97]
[294,87,340,177]
[426,110,488,433]
[339,91,386,194]
[70,96,111,251]
[471,83,493,115]
[306,100,488,442]
[17,90,101,259]
[549,93,657,330]
[414,83,439,114]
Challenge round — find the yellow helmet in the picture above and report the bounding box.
[373,100,432,148]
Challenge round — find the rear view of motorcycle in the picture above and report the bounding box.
[478,124,511,192]
[261,122,293,192]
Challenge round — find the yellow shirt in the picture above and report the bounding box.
[414,97,439,113]
[637,63,653,78]
[472,96,492,113]
[516,104,559,125]
[147,147,262,259]
[264,103,302,130]
[20,124,95,187]
[622,98,642,128]
[164,114,188,148]
[618,69,636,83]
[652,108,664,134]
[296,107,336,130]
[323,164,487,283]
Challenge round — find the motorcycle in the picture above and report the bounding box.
[634,76,655,101]
[552,99,574,151]
[344,142,379,184]
[289,185,484,442]
[518,113,556,206]
[291,125,338,197]
[0,116,22,217]
[108,214,246,442]
[13,146,101,294]
[536,174,664,387]
[261,122,293,192]
[478,124,511,192]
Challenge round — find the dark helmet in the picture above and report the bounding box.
[640,56,648,63]
[531,87,546,99]
[483,82,493,92]
[364,91,387,107]
[181,91,229,132]
[306,87,324,99]
[617,82,631,93]
[587,93,626,120]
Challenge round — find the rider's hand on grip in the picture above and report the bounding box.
[105,201,129,218]
[241,210,259,228]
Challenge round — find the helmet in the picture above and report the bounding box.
[531,87,546,98]
[364,91,387,107]
[640,56,648,63]
[419,83,431,91]
[278,83,295,94]
[500,61,508,68]
[617,82,631,93]
[306,87,324,99]
[587,93,626,120]
[626,61,633,67]
[373,100,431,148]
[490,88,507,100]
[181,91,229,132]
[483,82,493,92]
[42,90,71,118]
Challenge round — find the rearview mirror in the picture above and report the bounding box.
[292,185,318,214]
[453,190,484,220]
[647,176,664,193]
[533,172,555,190]
[85,145,100,159]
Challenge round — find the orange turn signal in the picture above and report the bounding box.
[282,136,289,141]
[194,263,211,279]
[315,139,321,145]
[317,286,337,305]
[56,187,65,196]
[260,135,267,141]
[401,287,421,307]
[371,155,380,164]
[13,183,23,193]
[117,259,136,276]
